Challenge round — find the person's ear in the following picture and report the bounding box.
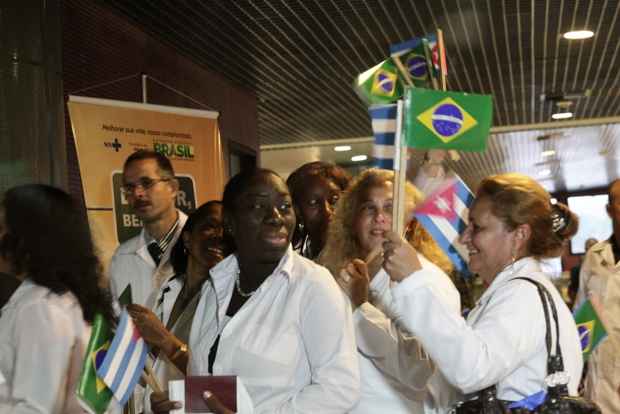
[514,224,531,251]
[182,231,191,250]
[169,178,180,195]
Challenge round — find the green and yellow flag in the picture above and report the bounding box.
[355,58,405,105]
[574,299,607,360]
[404,88,492,151]
[76,313,114,414]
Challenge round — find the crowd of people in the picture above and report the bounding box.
[0,149,618,413]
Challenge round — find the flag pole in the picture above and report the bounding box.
[392,98,408,235]
[437,29,448,92]
[142,356,163,393]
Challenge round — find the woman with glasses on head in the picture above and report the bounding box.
[357,173,583,410]
[0,184,114,413]
[320,168,460,413]
[286,161,351,260]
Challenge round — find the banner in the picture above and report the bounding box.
[68,96,225,269]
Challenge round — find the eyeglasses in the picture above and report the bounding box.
[121,177,170,195]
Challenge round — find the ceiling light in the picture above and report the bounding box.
[563,30,594,40]
[334,145,352,152]
[538,168,552,177]
[551,112,573,120]
[541,150,556,157]
[351,155,368,162]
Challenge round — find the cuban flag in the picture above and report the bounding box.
[414,175,474,275]
[96,309,148,405]
[369,104,398,170]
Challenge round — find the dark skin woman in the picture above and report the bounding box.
[127,201,230,412]
[149,169,359,413]
[0,184,113,413]
[286,161,351,260]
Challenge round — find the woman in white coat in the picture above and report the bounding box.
[320,168,461,413]
[0,184,114,413]
[349,173,583,410]
[148,169,360,413]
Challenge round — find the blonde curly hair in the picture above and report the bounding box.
[319,168,453,277]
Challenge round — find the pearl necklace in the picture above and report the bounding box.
[235,270,256,298]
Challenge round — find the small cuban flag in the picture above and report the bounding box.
[414,175,474,275]
[369,103,398,170]
[96,309,149,406]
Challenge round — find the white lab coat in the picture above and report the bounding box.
[0,280,90,414]
[575,239,620,413]
[188,247,360,413]
[387,257,583,406]
[109,211,187,307]
[351,257,461,414]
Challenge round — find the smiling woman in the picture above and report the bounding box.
[151,169,361,413]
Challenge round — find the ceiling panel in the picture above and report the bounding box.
[100,0,620,146]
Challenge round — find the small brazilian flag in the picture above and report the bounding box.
[574,299,607,360]
[390,36,435,88]
[76,313,114,414]
[404,88,492,151]
[355,58,404,105]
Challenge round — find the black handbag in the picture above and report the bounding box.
[451,277,601,414]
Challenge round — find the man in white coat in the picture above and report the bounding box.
[575,178,620,413]
[109,150,187,308]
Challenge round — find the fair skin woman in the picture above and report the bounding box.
[345,173,583,406]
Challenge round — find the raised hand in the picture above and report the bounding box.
[382,230,422,282]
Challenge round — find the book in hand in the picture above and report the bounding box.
[169,376,237,413]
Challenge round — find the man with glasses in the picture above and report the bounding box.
[109,150,188,308]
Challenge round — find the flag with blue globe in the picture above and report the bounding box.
[355,58,404,104]
[405,88,492,151]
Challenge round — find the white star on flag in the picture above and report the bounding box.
[434,196,450,213]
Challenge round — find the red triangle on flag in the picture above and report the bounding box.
[414,179,457,220]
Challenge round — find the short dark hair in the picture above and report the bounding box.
[170,200,223,274]
[123,150,175,178]
[286,161,351,202]
[0,184,114,323]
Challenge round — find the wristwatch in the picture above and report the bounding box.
[169,342,188,362]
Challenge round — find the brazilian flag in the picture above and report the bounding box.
[76,313,114,414]
[355,58,404,105]
[404,88,492,151]
[574,299,607,360]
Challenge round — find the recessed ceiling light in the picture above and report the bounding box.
[334,145,352,152]
[538,168,552,177]
[551,112,573,120]
[351,155,368,162]
[541,150,556,157]
[563,30,594,40]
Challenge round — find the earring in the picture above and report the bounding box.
[298,222,305,232]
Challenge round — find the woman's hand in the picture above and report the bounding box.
[127,304,172,350]
[150,391,182,414]
[337,259,370,309]
[203,390,236,414]
[382,231,422,282]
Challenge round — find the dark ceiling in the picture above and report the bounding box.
[101,0,620,146]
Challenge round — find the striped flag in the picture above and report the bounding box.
[414,176,474,275]
[369,104,398,169]
[96,309,148,406]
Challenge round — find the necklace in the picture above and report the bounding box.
[235,270,256,298]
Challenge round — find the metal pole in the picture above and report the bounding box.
[142,74,148,103]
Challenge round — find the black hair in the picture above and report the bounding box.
[123,149,175,178]
[222,168,284,252]
[0,184,114,324]
[170,200,223,274]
